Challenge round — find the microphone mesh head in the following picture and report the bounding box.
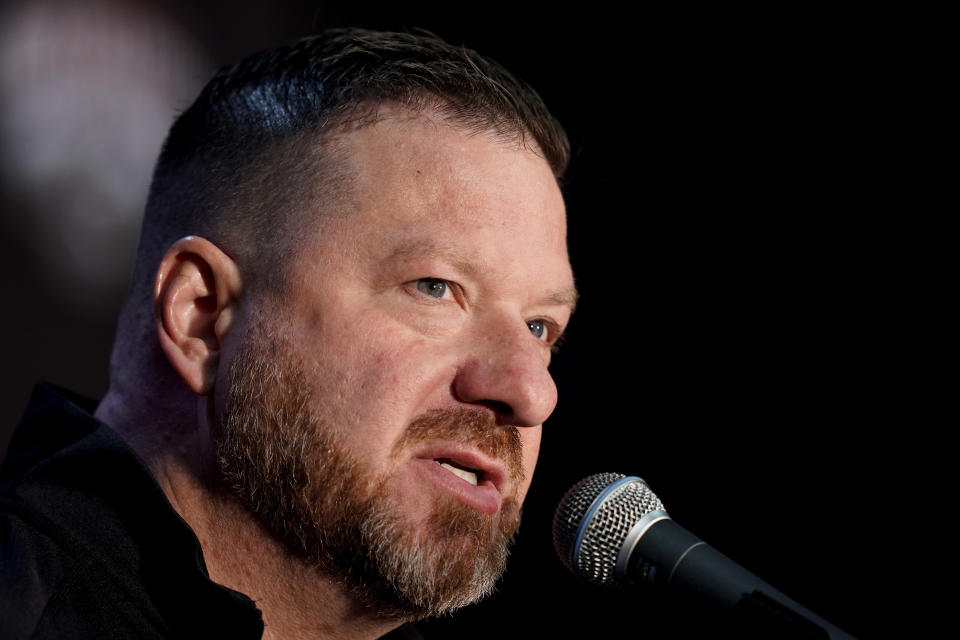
[552,473,666,586]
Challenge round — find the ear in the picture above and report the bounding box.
[154,236,242,396]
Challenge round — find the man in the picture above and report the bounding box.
[0,28,576,639]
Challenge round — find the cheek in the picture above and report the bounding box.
[358,333,441,404]
[309,313,411,389]
[309,323,453,437]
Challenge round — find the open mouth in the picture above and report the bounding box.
[416,452,503,514]
[435,458,482,486]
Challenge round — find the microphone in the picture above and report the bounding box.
[553,473,855,639]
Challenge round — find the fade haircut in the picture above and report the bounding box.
[111,27,569,376]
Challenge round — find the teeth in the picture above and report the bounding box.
[437,461,478,486]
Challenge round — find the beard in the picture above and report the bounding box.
[215,311,525,619]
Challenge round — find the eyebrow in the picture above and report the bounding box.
[384,237,579,312]
[543,287,579,313]
[384,238,484,278]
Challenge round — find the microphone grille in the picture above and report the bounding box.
[552,473,666,586]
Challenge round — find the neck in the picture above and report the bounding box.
[96,387,405,640]
[195,486,403,640]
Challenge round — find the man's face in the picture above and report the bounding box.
[217,110,575,617]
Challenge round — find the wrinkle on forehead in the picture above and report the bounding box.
[384,238,488,278]
[290,106,573,293]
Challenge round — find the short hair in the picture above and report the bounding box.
[112,28,569,376]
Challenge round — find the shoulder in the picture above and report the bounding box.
[1,499,172,640]
[0,503,74,639]
[0,384,174,639]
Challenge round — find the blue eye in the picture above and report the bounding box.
[527,320,546,339]
[416,279,448,298]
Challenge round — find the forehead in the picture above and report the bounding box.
[336,110,561,213]
[305,110,573,286]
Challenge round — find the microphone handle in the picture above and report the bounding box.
[628,518,856,639]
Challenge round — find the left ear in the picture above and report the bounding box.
[153,236,243,396]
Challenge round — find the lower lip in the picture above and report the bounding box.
[413,458,502,515]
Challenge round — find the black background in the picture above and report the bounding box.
[1,2,903,637]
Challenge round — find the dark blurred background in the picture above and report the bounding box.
[1,1,901,637]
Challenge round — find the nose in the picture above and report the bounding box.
[452,318,558,427]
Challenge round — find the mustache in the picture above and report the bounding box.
[393,409,525,483]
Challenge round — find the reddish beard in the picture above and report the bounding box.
[216,313,526,619]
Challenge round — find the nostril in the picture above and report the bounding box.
[476,399,513,419]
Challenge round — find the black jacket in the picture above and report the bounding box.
[0,384,422,639]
